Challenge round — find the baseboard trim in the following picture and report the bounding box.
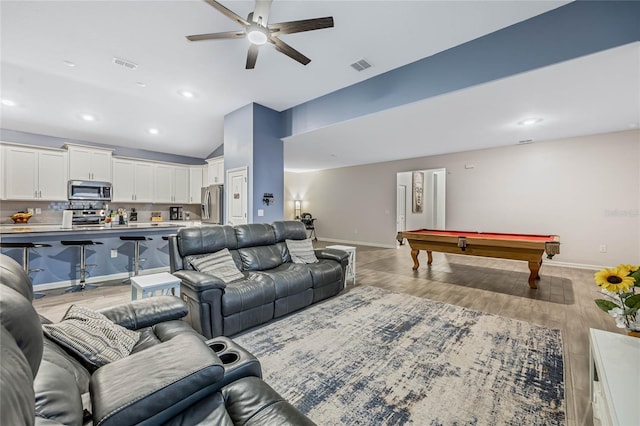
[33,267,171,291]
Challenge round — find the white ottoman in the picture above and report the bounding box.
[131,272,181,300]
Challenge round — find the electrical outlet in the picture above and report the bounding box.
[257,209,264,217]
[110,249,118,258]
[599,245,607,253]
[27,208,34,215]
[35,208,42,215]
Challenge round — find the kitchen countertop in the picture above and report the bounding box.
[0,221,204,235]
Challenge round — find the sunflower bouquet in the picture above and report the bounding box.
[594,264,640,332]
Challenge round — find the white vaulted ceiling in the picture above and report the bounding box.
[4,1,636,171]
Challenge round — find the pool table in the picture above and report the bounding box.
[401,229,560,289]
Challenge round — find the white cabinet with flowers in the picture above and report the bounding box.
[66,144,113,182]
[3,144,67,200]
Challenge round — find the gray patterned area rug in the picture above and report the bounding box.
[234,286,565,425]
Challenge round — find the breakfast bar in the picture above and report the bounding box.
[0,222,202,291]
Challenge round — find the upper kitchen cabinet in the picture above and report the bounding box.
[189,165,205,204]
[66,144,113,182]
[3,144,67,200]
[112,158,153,202]
[154,164,189,204]
[207,156,224,185]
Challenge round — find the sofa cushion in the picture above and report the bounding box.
[238,246,283,271]
[306,259,344,289]
[235,224,276,248]
[34,359,84,426]
[190,248,245,283]
[272,220,307,242]
[286,239,319,264]
[222,275,276,316]
[259,263,313,298]
[42,305,140,370]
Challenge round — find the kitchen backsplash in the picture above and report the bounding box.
[0,201,202,225]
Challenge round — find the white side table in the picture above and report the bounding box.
[589,328,640,426]
[131,272,181,300]
[326,245,356,288]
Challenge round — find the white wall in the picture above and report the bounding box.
[284,130,640,267]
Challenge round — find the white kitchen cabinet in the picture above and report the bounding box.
[3,145,67,200]
[154,164,189,203]
[206,156,224,185]
[112,158,153,202]
[189,166,204,204]
[66,145,113,182]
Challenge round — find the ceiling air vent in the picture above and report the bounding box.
[112,57,138,70]
[350,59,371,72]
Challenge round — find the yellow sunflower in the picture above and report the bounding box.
[618,264,639,273]
[594,267,635,292]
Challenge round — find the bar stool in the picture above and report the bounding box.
[0,242,52,298]
[61,240,104,292]
[120,236,152,280]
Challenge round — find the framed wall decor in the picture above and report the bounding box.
[412,171,424,213]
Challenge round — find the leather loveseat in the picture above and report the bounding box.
[0,254,314,426]
[169,220,349,338]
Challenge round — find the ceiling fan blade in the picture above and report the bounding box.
[186,31,246,42]
[269,16,334,36]
[246,44,260,69]
[272,37,310,65]
[252,0,273,25]
[203,0,249,26]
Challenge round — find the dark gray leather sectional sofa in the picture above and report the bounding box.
[0,254,315,425]
[169,220,349,338]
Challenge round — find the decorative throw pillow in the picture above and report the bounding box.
[189,248,245,283]
[286,239,319,264]
[42,305,140,370]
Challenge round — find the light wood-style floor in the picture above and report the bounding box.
[33,242,619,426]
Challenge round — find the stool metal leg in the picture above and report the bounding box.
[65,244,97,293]
[21,246,46,299]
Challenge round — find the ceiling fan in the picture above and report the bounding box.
[186,0,334,69]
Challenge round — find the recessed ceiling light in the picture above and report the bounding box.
[63,60,76,68]
[81,114,96,122]
[517,117,543,126]
[136,82,147,88]
[179,90,195,99]
[148,128,159,135]
[1,99,16,107]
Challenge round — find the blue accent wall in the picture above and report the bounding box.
[223,103,284,224]
[281,0,640,137]
[252,104,284,223]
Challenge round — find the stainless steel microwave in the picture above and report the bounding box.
[67,180,112,201]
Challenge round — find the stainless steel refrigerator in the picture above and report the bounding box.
[201,184,223,224]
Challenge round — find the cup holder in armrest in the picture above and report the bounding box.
[209,342,227,353]
[219,352,239,365]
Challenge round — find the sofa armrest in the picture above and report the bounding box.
[315,248,349,264]
[90,334,224,426]
[174,270,227,292]
[98,296,188,330]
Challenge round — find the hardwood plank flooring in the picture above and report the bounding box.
[33,242,621,426]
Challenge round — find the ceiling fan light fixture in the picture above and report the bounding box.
[247,26,268,45]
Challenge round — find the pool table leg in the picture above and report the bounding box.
[411,249,420,270]
[427,251,433,265]
[527,261,540,289]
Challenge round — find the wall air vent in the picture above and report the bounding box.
[112,57,139,70]
[350,59,371,72]
[518,139,534,144]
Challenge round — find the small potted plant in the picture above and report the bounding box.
[594,264,640,337]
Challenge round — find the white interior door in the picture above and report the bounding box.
[396,185,406,233]
[226,167,247,225]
